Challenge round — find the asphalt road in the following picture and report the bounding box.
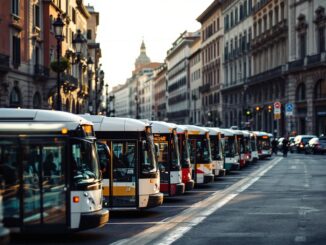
[10,153,326,245]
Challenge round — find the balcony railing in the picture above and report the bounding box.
[307,53,321,65]
[34,64,49,78]
[249,65,282,84]
[199,83,211,93]
[0,54,10,72]
[288,59,304,71]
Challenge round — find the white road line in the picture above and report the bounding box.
[110,157,282,245]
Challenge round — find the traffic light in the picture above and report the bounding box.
[267,105,273,113]
[255,106,262,112]
[244,108,252,117]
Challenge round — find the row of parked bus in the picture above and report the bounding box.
[0,109,273,239]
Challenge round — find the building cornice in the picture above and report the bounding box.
[197,0,222,23]
[76,0,91,19]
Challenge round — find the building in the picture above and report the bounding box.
[188,35,203,125]
[153,64,168,121]
[286,0,326,135]
[110,83,130,117]
[166,31,200,124]
[0,0,102,113]
[197,0,224,126]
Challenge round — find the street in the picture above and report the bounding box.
[10,154,326,245]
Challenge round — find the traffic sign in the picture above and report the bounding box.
[274,101,281,115]
[285,103,294,116]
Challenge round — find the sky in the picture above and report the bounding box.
[84,0,214,90]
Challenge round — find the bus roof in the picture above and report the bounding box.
[80,115,150,132]
[219,128,236,136]
[176,125,188,134]
[252,131,270,137]
[206,127,223,136]
[0,108,92,132]
[150,121,177,134]
[180,125,209,135]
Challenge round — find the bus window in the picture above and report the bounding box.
[171,134,180,170]
[196,139,211,163]
[157,142,169,171]
[141,135,157,174]
[224,137,236,157]
[96,143,110,179]
[72,140,100,183]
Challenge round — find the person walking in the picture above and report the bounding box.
[282,137,289,157]
[272,138,278,155]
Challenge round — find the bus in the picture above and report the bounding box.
[150,121,185,196]
[249,132,259,162]
[206,127,226,178]
[176,125,195,191]
[182,125,214,184]
[0,109,109,233]
[80,115,163,209]
[0,193,9,244]
[233,130,250,168]
[220,129,240,171]
[254,131,272,159]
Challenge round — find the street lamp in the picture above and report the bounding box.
[95,70,104,115]
[134,92,140,119]
[87,57,94,114]
[73,30,85,58]
[53,14,65,111]
[105,84,109,116]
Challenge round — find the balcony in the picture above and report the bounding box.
[307,53,321,66]
[248,65,283,85]
[199,83,211,93]
[288,59,304,72]
[62,73,78,92]
[34,64,49,80]
[0,54,10,73]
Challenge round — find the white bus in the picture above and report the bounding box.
[0,109,109,233]
[81,115,163,209]
[182,125,214,184]
[220,129,240,171]
[150,121,185,196]
[206,127,226,178]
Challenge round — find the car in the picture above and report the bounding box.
[291,135,317,153]
[305,137,326,154]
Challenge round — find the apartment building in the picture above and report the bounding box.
[197,0,223,126]
[153,63,167,121]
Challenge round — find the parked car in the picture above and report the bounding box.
[304,137,326,154]
[291,135,317,153]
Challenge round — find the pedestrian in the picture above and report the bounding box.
[282,137,289,157]
[272,138,278,155]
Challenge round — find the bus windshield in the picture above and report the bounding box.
[180,137,191,168]
[72,139,100,184]
[251,137,257,151]
[195,137,212,163]
[257,137,271,150]
[141,131,157,174]
[224,136,236,157]
[210,136,221,161]
[171,132,181,170]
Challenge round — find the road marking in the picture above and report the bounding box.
[107,222,166,225]
[111,157,282,245]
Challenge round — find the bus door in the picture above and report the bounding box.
[155,136,170,195]
[20,138,66,229]
[110,140,137,208]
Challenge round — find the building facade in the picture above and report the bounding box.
[153,63,167,121]
[197,0,224,126]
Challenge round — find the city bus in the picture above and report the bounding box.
[206,127,226,178]
[176,125,195,191]
[233,130,250,168]
[80,115,163,209]
[254,131,272,159]
[0,109,109,233]
[219,129,240,171]
[150,121,185,196]
[182,125,214,184]
[0,193,9,244]
[249,132,259,162]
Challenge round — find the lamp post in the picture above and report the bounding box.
[87,57,94,114]
[53,14,65,111]
[105,84,109,116]
[95,70,104,115]
[192,93,197,124]
[134,92,140,119]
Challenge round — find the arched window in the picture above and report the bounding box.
[314,79,326,99]
[10,87,22,107]
[296,83,306,101]
[33,92,42,109]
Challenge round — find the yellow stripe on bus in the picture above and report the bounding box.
[103,186,136,196]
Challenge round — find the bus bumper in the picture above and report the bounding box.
[79,209,109,230]
[218,169,226,177]
[225,163,239,171]
[176,183,185,195]
[204,174,214,184]
[185,180,195,191]
[147,193,164,208]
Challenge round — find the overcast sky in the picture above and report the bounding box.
[84,0,214,89]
